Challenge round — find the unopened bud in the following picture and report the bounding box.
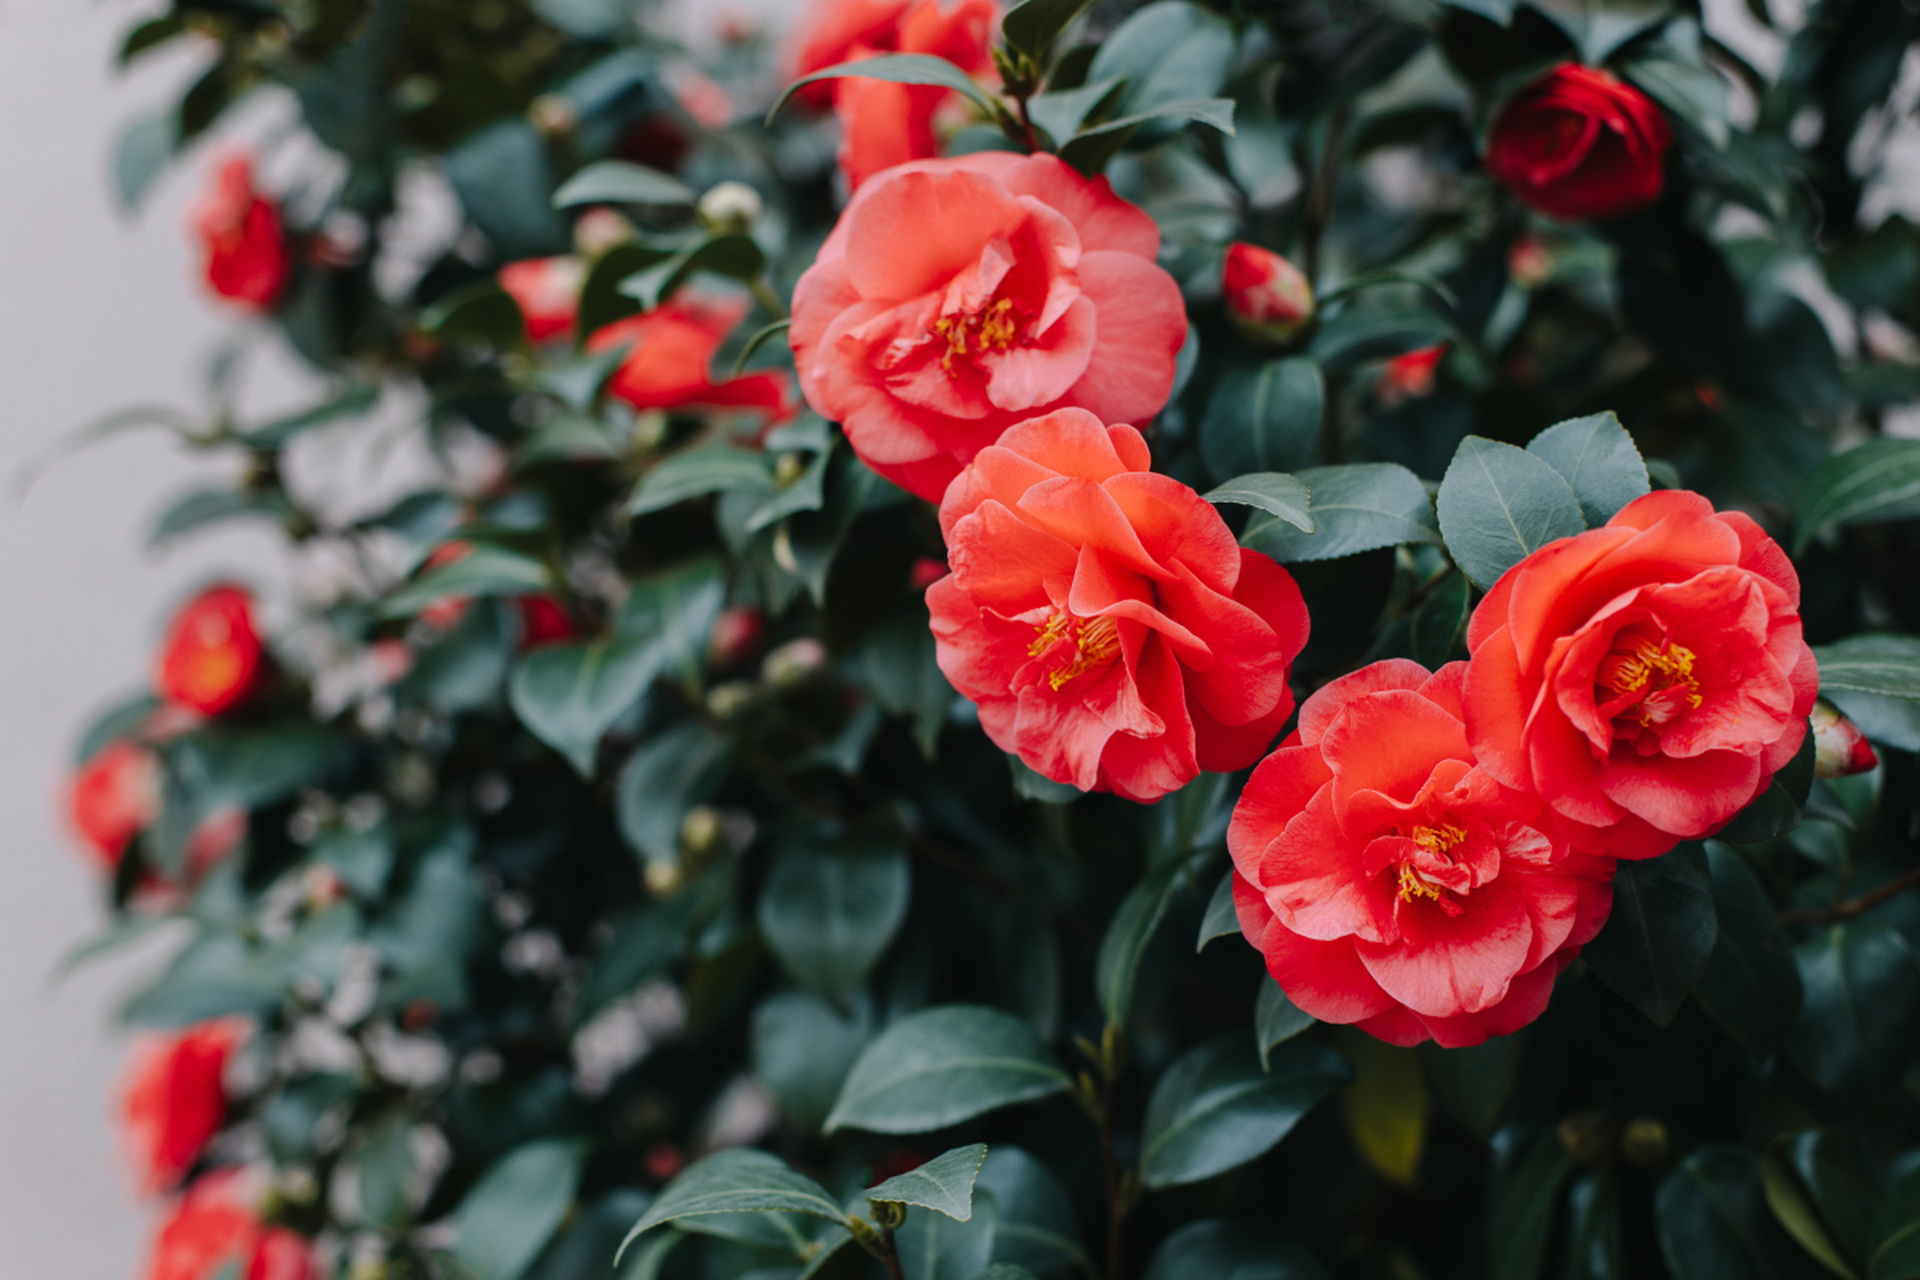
[773,453,806,486]
[1812,698,1878,779]
[1379,344,1446,403]
[644,859,682,895]
[1509,235,1553,289]
[698,181,763,235]
[1621,1116,1668,1167]
[706,680,757,718]
[762,637,826,686]
[1222,241,1314,343]
[681,804,723,857]
[1557,1110,1616,1164]
[708,606,766,669]
[573,206,635,257]
[528,94,578,141]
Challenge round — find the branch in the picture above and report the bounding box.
[1779,864,1920,926]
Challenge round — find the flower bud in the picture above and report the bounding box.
[1621,1116,1668,1167]
[680,804,723,858]
[698,181,763,235]
[1509,235,1553,289]
[1378,344,1446,403]
[573,206,635,257]
[528,93,578,141]
[708,606,766,669]
[1222,242,1314,343]
[1812,698,1878,778]
[762,637,826,687]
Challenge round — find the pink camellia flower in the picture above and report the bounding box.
[123,1023,242,1194]
[1221,242,1314,343]
[156,586,266,718]
[588,292,794,423]
[928,408,1309,802]
[68,740,162,869]
[1810,697,1878,779]
[190,155,290,311]
[791,153,1187,502]
[144,1172,314,1280]
[1464,491,1819,859]
[498,256,587,343]
[1229,659,1616,1048]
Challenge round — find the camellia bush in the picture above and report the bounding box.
[60,0,1920,1277]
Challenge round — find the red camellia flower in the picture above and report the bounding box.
[588,292,794,423]
[68,739,162,868]
[927,408,1309,802]
[123,1023,242,1194]
[1221,242,1314,343]
[498,256,586,343]
[1465,490,1819,860]
[791,153,1186,502]
[156,586,265,717]
[1485,64,1673,222]
[190,155,291,311]
[1229,659,1616,1048]
[146,1173,314,1280]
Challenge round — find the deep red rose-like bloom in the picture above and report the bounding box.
[146,1173,314,1280]
[1486,64,1672,222]
[791,153,1186,502]
[1221,242,1314,343]
[498,256,586,343]
[190,155,290,311]
[69,740,162,868]
[1229,660,1616,1048]
[928,409,1309,802]
[156,586,265,717]
[588,292,794,422]
[1465,490,1819,859]
[123,1023,241,1194]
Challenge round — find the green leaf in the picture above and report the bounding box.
[382,544,554,618]
[1196,870,1239,952]
[1525,412,1651,528]
[825,1004,1072,1134]
[1200,359,1324,483]
[620,235,769,311]
[849,608,955,758]
[751,991,873,1133]
[1795,439,1920,553]
[553,160,696,209]
[629,447,774,517]
[348,1113,414,1231]
[1241,463,1441,562]
[618,1149,851,1262]
[1255,978,1316,1067]
[977,1148,1091,1276]
[1087,2,1234,118]
[1139,1034,1349,1189]
[1527,0,1672,63]
[446,120,570,261]
[454,1140,588,1280]
[1409,573,1472,668]
[757,842,911,996]
[1338,1036,1427,1187]
[898,1188,998,1280]
[150,487,294,547]
[1582,843,1717,1027]
[241,383,381,449]
[1812,635,1920,752]
[731,319,794,379]
[115,111,176,210]
[1204,473,1313,532]
[1786,922,1920,1095]
[1307,301,1454,370]
[1488,1126,1576,1280]
[174,725,342,812]
[615,721,731,867]
[1658,1144,1824,1280]
[1692,843,1804,1054]
[1870,1164,1920,1280]
[1764,1129,1881,1280]
[1715,730,1816,845]
[1142,1219,1332,1280]
[1626,54,1731,148]
[1097,853,1210,1026]
[1437,436,1588,591]
[1420,1038,1520,1139]
[1564,1171,1626,1280]
[868,1144,990,1221]
[1000,0,1097,60]
[769,52,997,122]
[1056,98,1236,174]
[1009,754,1080,802]
[616,558,728,683]
[508,636,669,775]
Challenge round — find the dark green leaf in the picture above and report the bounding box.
[757,843,911,996]
[1488,1126,1576,1280]
[898,1188,997,1280]
[446,120,569,261]
[1786,922,1920,1095]
[1564,1172,1626,1280]
[1693,843,1804,1053]
[1255,977,1316,1067]
[616,722,731,866]
[1525,412,1651,528]
[241,383,380,449]
[1437,436,1588,591]
[620,235,769,311]
[1197,870,1239,952]
[1001,0,1097,60]
[422,282,529,349]
[1242,463,1440,562]
[1204,473,1313,532]
[508,636,669,774]
[628,448,774,517]
[1307,301,1455,370]
[1658,1144,1825,1280]
[1200,359,1324,482]
[150,488,293,547]
[868,1143,990,1221]
[1140,1034,1348,1188]
[1716,730,1816,845]
[1763,1129,1881,1280]
[1142,1219,1332,1280]
[1010,754,1080,802]
[349,1114,413,1231]
[553,161,696,209]
[770,52,997,120]
[1812,636,1920,752]
[382,544,554,618]
[1583,843,1717,1027]
[977,1148,1090,1276]
[1056,98,1235,173]
[825,1004,1072,1134]
[619,1149,851,1261]
[751,991,873,1133]
[1098,854,1210,1026]
[1529,0,1672,63]
[453,1140,587,1280]
[1870,1164,1920,1280]
[731,319,794,379]
[1409,573,1472,668]
[1796,440,1920,554]
[1086,2,1234,117]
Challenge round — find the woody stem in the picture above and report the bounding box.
[1779,864,1920,927]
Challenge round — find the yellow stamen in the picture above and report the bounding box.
[1029,612,1121,690]
[1398,823,1466,904]
[932,298,1019,370]
[1600,636,1703,724]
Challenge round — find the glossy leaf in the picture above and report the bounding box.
[454,1140,588,1280]
[1692,843,1804,1053]
[1196,870,1239,952]
[1582,842,1717,1027]
[751,991,873,1134]
[1204,473,1313,532]
[1715,731,1816,845]
[1242,463,1441,561]
[868,1143,990,1221]
[825,1005,1072,1134]
[1437,435,1588,590]
[619,1149,850,1261]
[552,160,696,208]
[769,52,998,121]
[1488,1127,1576,1280]
[508,635,668,775]
[757,843,911,996]
[1787,922,1920,1095]
[897,1188,998,1280]
[628,447,774,517]
[1000,0,1097,60]
[1255,978,1316,1067]
[1337,1036,1427,1187]
[1525,411,1651,528]
[1201,359,1324,482]
[615,721,731,866]
[1812,635,1920,752]
[1096,853,1209,1026]
[1139,1035,1349,1188]
[1141,1219,1332,1280]
[1657,1144,1825,1280]
[977,1148,1090,1276]
[1763,1128,1881,1280]
[1795,439,1920,553]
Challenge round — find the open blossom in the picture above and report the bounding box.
[791,153,1186,502]
[928,409,1309,802]
[1229,660,1616,1048]
[791,0,998,190]
[1465,491,1819,859]
[156,586,266,717]
[190,155,290,311]
[498,256,586,343]
[1222,242,1314,343]
[588,292,793,422]
[69,740,162,868]
[124,1023,241,1194]
[146,1172,313,1280]
[1486,64,1672,222]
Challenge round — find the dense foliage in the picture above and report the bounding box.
[59,0,1920,1278]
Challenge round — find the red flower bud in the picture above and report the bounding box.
[68,739,162,869]
[190,154,290,311]
[1222,242,1314,342]
[910,557,948,590]
[156,586,266,717]
[1486,64,1672,222]
[123,1023,242,1194]
[1811,698,1878,779]
[497,256,585,344]
[515,595,578,649]
[1379,345,1446,403]
[708,606,767,668]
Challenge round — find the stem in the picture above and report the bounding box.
[1780,865,1920,926]
[877,1224,907,1280]
[750,277,788,322]
[1100,1068,1125,1280]
[1300,106,1351,287]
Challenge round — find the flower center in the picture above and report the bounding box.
[1029,612,1122,691]
[932,298,1020,371]
[1398,822,1466,904]
[1599,635,1702,727]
